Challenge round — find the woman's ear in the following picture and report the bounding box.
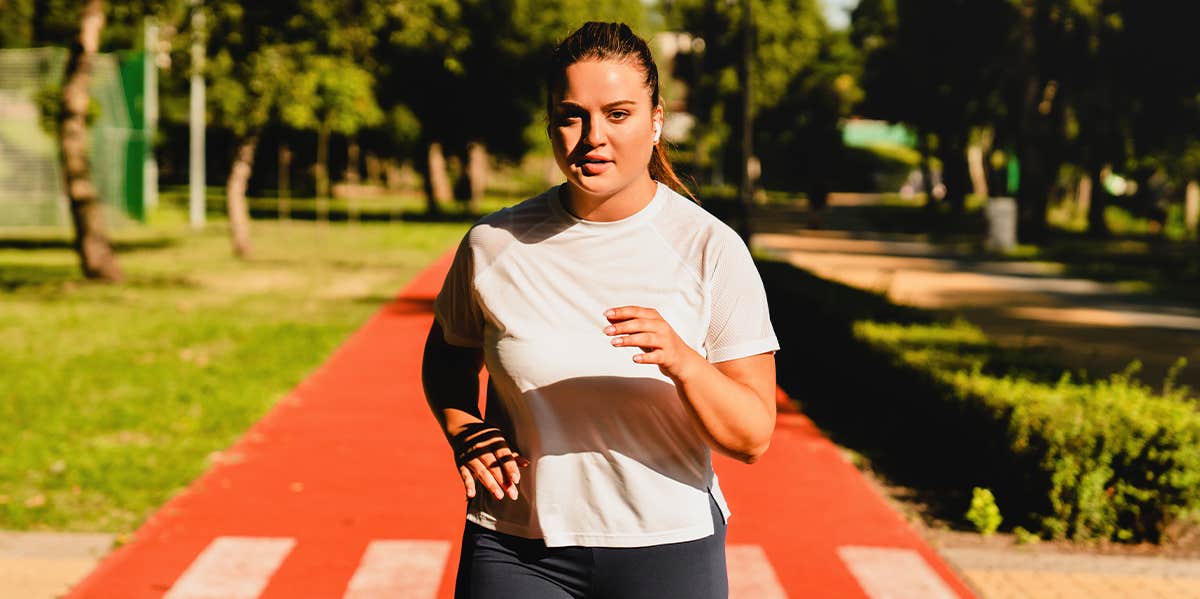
[652,105,665,144]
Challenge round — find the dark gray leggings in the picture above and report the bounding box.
[454,496,728,599]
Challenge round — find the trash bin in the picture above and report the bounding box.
[985,196,1017,252]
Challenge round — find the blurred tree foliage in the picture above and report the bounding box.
[665,0,858,203]
[9,0,1200,246]
[851,0,1200,242]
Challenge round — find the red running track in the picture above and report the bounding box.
[66,251,976,599]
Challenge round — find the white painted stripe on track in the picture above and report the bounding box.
[838,545,959,599]
[727,544,788,599]
[342,539,452,599]
[163,536,296,599]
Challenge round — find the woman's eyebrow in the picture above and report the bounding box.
[556,100,637,110]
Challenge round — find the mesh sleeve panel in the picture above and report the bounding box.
[703,227,780,363]
[650,190,779,363]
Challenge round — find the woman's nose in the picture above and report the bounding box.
[583,115,606,147]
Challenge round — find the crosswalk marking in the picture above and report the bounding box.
[342,540,451,599]
[163,536,295,599]
[838,545,959,599]
[158,537,963,599]
[728,544,788,599]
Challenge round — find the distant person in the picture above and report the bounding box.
[422,21,779,599]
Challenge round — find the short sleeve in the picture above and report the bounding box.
[704,230,780,363]
[432,232,485,347]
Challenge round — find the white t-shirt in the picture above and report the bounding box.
[432,181,780,548]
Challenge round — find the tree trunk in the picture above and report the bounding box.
[365,152,382,186]
[345,140,361,184]
[315,122,330,222]
[466,142,488,214]
[60,0,122,281]
[420,142,452,214]
[278,144,291,220]
[225,136,256,258]
[1086,165,1110,237]
[938,129,970,214]
[918,133,937,211]
[1185,180,1199,241]
[1076,174,1091,225]
[1014,2,1057,243]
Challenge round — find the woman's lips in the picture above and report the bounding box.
[579,160,612,176]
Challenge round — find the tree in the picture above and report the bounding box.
[852,0,1013,214]
[14,0,182,279]
[196,1,381,254]
[669,0,827,186]
[59,0,122,280]
[371,0,647,214]
[294,54,383,202]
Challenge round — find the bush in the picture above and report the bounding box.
[856,320,1200,542]
[966,487,1003,535]
[757,259,1200,543]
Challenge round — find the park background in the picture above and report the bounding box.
[2,0,1200,595]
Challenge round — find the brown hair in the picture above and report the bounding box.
[547,22,697,202]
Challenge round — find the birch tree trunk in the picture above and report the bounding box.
[61,0,122,281]
[1185,180,1199,241]
[225,136,256,258]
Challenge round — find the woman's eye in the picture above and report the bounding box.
[609,111,629,120]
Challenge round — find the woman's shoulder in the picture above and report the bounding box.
[654,184,744,249]
[463,186,560,254]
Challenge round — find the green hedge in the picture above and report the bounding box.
[757,258,1200,543]
[857,320,1200,542]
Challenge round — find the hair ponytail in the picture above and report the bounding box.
[650,139,696,202]
[548,22,698,203]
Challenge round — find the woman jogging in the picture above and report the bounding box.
[422,21,779,599]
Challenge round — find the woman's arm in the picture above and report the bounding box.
[603,306,776,464]
[422,320,524,500]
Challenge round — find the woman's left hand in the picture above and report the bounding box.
[603,306,703,380]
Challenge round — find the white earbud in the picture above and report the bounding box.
[652,122,662,143]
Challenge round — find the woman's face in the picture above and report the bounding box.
[550,59,663,202]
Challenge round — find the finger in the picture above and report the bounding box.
[633,349,665,364]
[468,459,507,500]
[482,453,509,495]
[604,318,660,336]
[503,459,521,493]
[492,448,521,487]
[611,332,660,349]
[460,465,476,499]
[457,438,509,465]
[604,306,657,322]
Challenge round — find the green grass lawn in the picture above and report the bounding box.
[0,205,472,533]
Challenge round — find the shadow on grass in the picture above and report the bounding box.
[0,236,178,251]
[248,207,484,224]
[760,258,1050,530]
[0,263,80,291]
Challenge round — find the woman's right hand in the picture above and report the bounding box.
[448,421,529,501]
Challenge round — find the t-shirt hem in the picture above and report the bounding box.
[465,514,716,548]
[707,337,780,363]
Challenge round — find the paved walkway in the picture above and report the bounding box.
[942,546,1200,598]
[0,531,113,599]
[750,195,1200,598]
[54,250,975,598]
[753,210,1200,392]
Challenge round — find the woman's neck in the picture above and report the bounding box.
[563,176,658,222]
